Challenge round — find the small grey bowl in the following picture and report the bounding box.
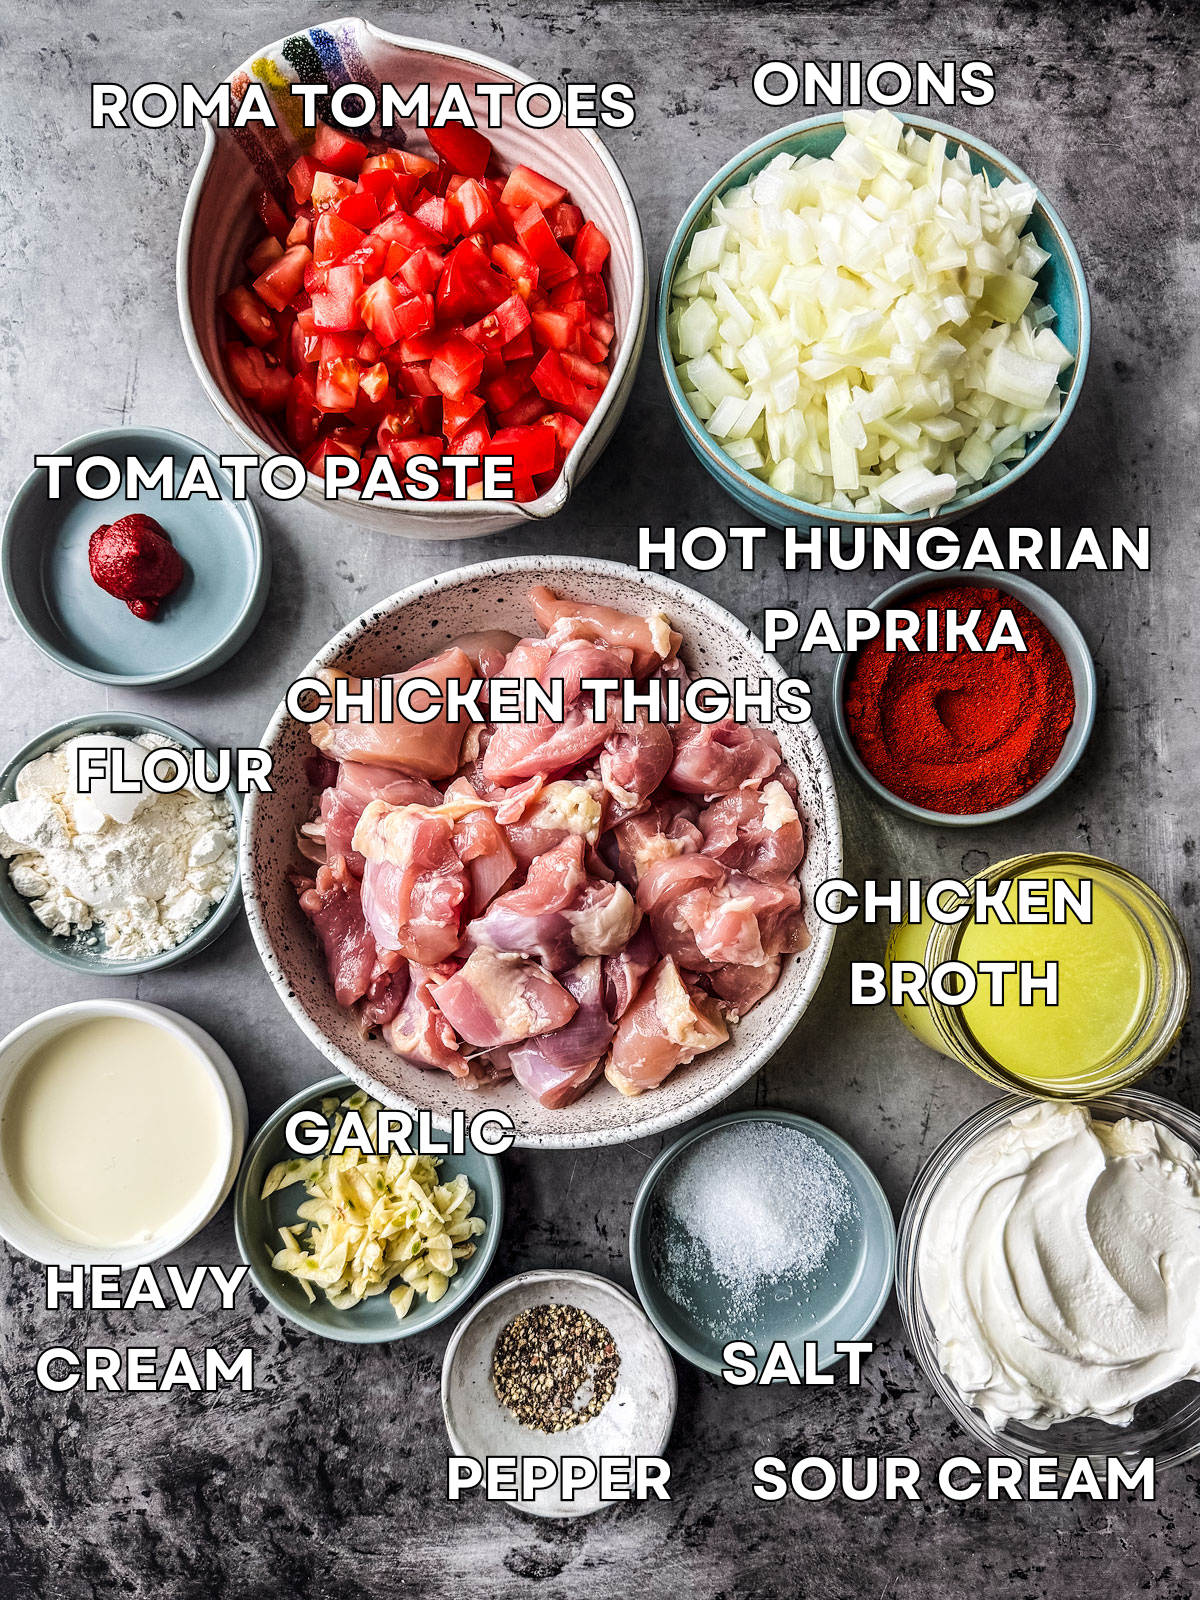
[0,713,243,973]
[2,425,267,689]
[829,570,1096,826]
[441,1268,677,1518]
[235,1075,503,1344]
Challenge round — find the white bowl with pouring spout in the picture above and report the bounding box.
[176,17,647,538]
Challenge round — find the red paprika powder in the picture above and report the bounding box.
[842,584,1075,814]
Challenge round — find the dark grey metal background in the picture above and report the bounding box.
[1,3,1196,1595]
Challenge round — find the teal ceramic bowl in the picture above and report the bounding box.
[829,569,1097,826]
[657,115,1091,530]
[0,713,243,974]
[630,1109,895,1375]
[235,1075,504,1343]
[2,426,268,688]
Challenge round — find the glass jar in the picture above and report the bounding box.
[886,851,1190,1096]
[897,1089,1200,1474]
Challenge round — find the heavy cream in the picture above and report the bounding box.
[2,1015,225,1250]
[920,1102,1200,1429]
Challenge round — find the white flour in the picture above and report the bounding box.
[0,734,236,961]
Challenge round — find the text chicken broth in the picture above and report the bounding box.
[283,584,814,1113]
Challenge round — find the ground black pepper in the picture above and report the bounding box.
[491,1302,620,1433]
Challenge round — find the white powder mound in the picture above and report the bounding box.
[654,1122,856,1333]
[0,734,236,961]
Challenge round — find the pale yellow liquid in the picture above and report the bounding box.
[2,1017,224,1247]
[958,871,1150,1085]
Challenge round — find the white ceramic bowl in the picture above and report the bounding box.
[0,1000,247,1268]
[243,555,842,1149]
[441,1269,678,1519]
[176,17,647,539]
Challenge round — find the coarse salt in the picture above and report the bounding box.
[653,1122,855,1333]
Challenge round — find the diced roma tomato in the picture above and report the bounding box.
[312,122,368,177]
[246,236,284,276]
[513,206,578,286]
[505,326,535,360]
[256,189,290,242]
[530,350,576,408]
[442,391,484,434]
[224,128,613,497]
[221,285,276,348]
[463,294,532,350]
[562,350,609,390]
[334,188,380,231]
[436,239,508,320]
[227,344,291,411]
[288,155,321,205]
[311,263,365,331]
[548,202,583,242]
[500,165,567,211]
[316,356,360,411]
[491,242,539,301]
[312,172,357,210]
[530,308,575,351]
[489,423,557,478]
[359,277,406,346]
[254,245,313,312]
[398,247,445,296]
[494,394,547,427]
[542,411,584,455]
[430,334,485,401]
[359,361,390,403]
[573,219,611,276]
[313,211,366,268]
[427,124,493,180]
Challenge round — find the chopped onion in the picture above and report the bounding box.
[669,109,1074,515]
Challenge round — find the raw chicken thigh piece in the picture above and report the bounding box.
[310,647,476,777]
[668,717,781,798]
[599,709,674,813]
[498,779,604,867]
[294,858,377,1007]
[495,959,616,1108]
[384,963,469,1076]
[601,918,660,1020]
[431,948,578,1048]
[354,802,469,964]
[528,586,681,677]
[482,635,630,784]
[606,958,728,1096]
[698,780,805,882]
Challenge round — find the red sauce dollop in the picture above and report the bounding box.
[88,514,184,620]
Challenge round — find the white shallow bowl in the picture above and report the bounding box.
[0,1000,247,1268]
[244,555,842,1149]
[441,1269,677,1519]
[177,16,647,539]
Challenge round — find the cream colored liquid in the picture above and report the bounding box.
[2,1016,224,1248]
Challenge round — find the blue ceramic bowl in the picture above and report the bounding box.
[0,712,243,974]
[629,1109,895,1375]
[235,1075,504,1344]
[657,115,1091,530]
[2,426,268,688]
[829,569,1097,826]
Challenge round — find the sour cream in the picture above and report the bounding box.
[920,1102,1200,1429]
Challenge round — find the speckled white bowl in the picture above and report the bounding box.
[441,1269,677,1519]
[177,17,647,539]
[243,556,842,1148]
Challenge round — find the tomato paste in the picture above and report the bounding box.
[88,513,184,620]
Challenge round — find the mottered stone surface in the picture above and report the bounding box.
[1,2,1197,1595]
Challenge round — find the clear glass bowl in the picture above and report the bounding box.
[897,1089,1200,1473]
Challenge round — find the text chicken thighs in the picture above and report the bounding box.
[294,588,812,1109]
